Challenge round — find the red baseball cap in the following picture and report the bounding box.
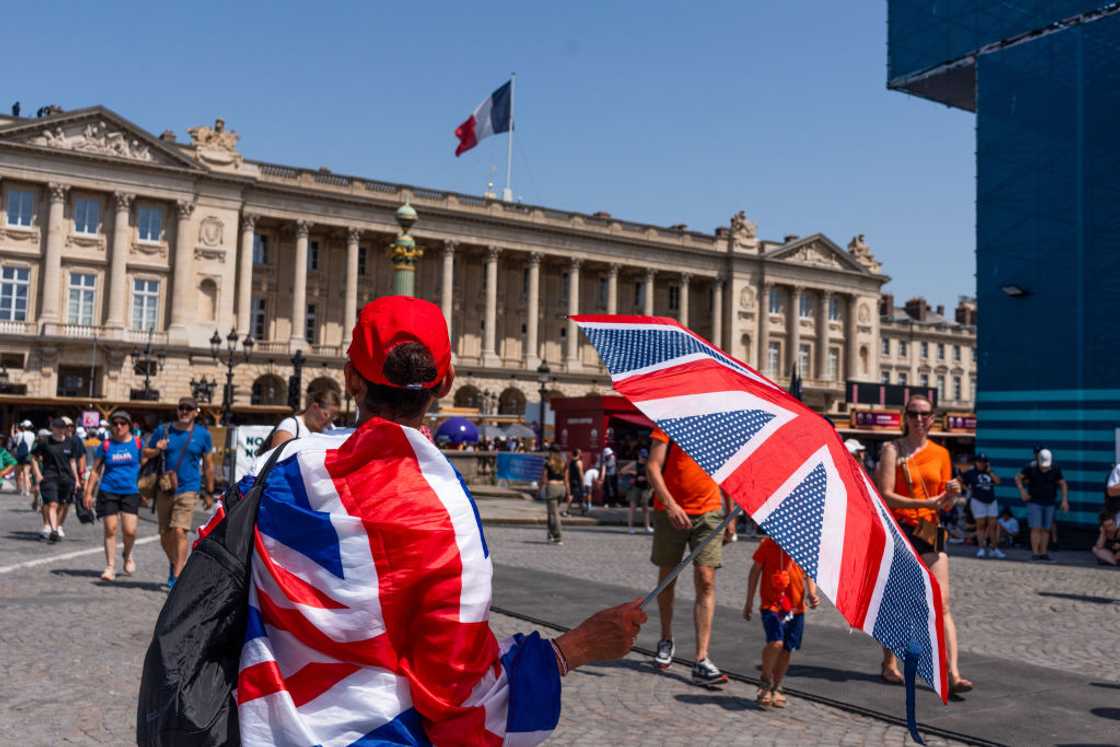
[347,296,451,389]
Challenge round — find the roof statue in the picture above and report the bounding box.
[847,233,881,274]
[187,117,243,168]
[728,210,759,252]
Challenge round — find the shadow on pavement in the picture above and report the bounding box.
[6,530,46,542]
[1089,681,1120,690]
[1037,591,1118,605]
[1090,707,1120,721]
[95,579,166,592]
[674,692,760,711]
[786,663,897,686]
[51,568,103,578]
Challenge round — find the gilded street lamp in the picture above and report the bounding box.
[388,201,422,296]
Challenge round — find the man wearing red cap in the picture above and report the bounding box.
[235,296,645,745]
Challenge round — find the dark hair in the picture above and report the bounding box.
[307,387,342,409]
[361,343,438,421]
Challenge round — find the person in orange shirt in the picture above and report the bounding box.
[646,428,735,687]
[743,536,819,708]
[875,394,972,693]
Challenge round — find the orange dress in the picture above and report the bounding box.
[890,440,951,527]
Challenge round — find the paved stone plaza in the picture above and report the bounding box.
[1,492,1116,745]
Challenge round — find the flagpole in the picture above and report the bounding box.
[503,73,515,202]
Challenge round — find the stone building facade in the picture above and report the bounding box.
[879,294,977,409]
[0,106,895,419]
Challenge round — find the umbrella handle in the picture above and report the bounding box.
[640,505,745,610]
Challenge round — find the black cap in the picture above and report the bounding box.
[178,396,198,410]
[50,417,67,429]
[110,409,132,424]
[975,452,989,461]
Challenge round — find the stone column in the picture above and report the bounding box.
[105,192,134,331]
[678,272,691,327]
[525,252,541,368]
[290,220,310,350]
[711,276,723,349]
[168,199,195,338]
[566,257,582,369]
[440,240,456,328]
[788,286,802,377]
[236,214,256,337]
[343,227,361,347]
[40,183,69,327]
[643,268,655,316]
[482,246,500,367]
[758,281,773,374]
[606,263,619,314]
[817,290,831,381]
[846,294,860,380]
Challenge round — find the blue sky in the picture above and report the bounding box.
[5,1,976,304]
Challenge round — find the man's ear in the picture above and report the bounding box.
[435,363,455,398]
[343,362,366,401]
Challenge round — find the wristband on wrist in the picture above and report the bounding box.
[550,639,570,677]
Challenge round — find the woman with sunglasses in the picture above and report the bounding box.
[875,394,973,693]
[83,410,144,581]
[266,388,342,450]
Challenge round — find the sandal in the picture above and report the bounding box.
[950,676,974,694]
[770,685,787,708]
[99,567,115,582]
[756,679,773,708]
[122,556,136,576]
[880,665,903,685]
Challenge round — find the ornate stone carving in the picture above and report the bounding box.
[644,267,656,280]
[738,286,756,309]
[31,121,152,162]
[527,251,541,266]
[194,246,226,262]
[847,234,882,274]
[0,227,40,245]
[347,227,362,244]
[48,183,69,203]
[730,210,757,242]
[789,243,842,269]
[113,192,134,212]
[240,214,257,232]
[295,220,311,239]
[858,302,871,324]
[198,216,223,247]
[187,118,243,168]
[131,240,168,258]
[65,233,105,250]
[487,246,502,261]
[607,262,620,276]
[176,200,195,220]
[569,256,582,270]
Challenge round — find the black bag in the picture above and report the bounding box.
[136,441,292,747]
[73,488,95,525]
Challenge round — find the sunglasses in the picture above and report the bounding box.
[111,420,129,427]
[905,410,934,419]
[177,405,196,413]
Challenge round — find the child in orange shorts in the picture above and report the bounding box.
[743,536,819,707]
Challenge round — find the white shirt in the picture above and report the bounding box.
[276,415,307,438]
[582,466,599,490]
[1107,464,1120,489]
[997,516,1019,534]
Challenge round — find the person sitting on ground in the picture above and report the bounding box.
[265,387,341,450]
[743,535,820,708]
[1091,511,1120,566]
[996,507,1020,547]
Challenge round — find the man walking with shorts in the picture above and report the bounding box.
[647,428,734,687]
[144,397,213,589]
[30,418,80,543]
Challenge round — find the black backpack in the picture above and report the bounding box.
[136,442,292,746]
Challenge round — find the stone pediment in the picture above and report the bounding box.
[0,106,200,170]
[765,233,870,274]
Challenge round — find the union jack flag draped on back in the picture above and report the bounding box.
[573,315,949,706]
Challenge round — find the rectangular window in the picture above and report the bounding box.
[970,375,976,399]
[920,341,929,358]
[633,282,643,308]
[898,371,908,386]
[899,340,909,357]
[828,296,840,321]
[769,287,781,315]
[597,277,608,309]
[252,234,269,265]
[881,371,891,384]
[827,348,840,380]
[561,272,570,300]
[953,376,962,401]
[5,189,34,227]
[358,246,367,276]
[130,278,159,331]
[305,303,317,343]
[881,337,890,355]
[953,344,961,361]
[308,240,320,272]
[73,197,100,235]
[919,373,929,387]
[798,343,811,376]
[668,285,680,311]
[0,266,30,321]
[251,297,267,340]
[767,341,781,375]
[137,205,162,242]
[937,375,946,398]
[937,342,945,360]
[799,294,812,319]
[67,272,96,326]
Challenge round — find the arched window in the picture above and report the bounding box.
[498,387,526,415]
[859,345,869,375]
[251,374,286,405]
[454,385,482,410]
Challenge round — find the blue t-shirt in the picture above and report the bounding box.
[99,437,142,495]
[961,467,997,504]
[148,424,212,495]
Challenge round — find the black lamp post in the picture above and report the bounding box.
[210,327,254,426]
[536,361,552,451]
[130,328,167,401]
[288,349,306,412]
[190,376,217,405]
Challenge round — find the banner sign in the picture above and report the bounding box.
[81,410,101,429]
[496,453,545,483]
[850,409,902,430]
[233,426,273,482]
[943,412,977,433]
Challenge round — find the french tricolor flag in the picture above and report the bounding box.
[454,80,512,156]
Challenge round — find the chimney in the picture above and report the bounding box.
[955,298,977,326]
[669,223,688,231]
[159,130,177,142]
[936,304,945,316]
[591,211,612,219]
[879,293,894,317]
[783,234,800,243]
[904,297,928,321]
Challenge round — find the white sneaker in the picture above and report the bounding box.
[56,526,65,539]
[39,526,51,540]
[991,547,1006,559]
[976,547,987,558]
[645,526,654,534]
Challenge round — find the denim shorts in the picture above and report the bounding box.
[1027,503,1056,530]
[761,610,804,651]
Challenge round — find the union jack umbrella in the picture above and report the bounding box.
[574,314,948,733]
